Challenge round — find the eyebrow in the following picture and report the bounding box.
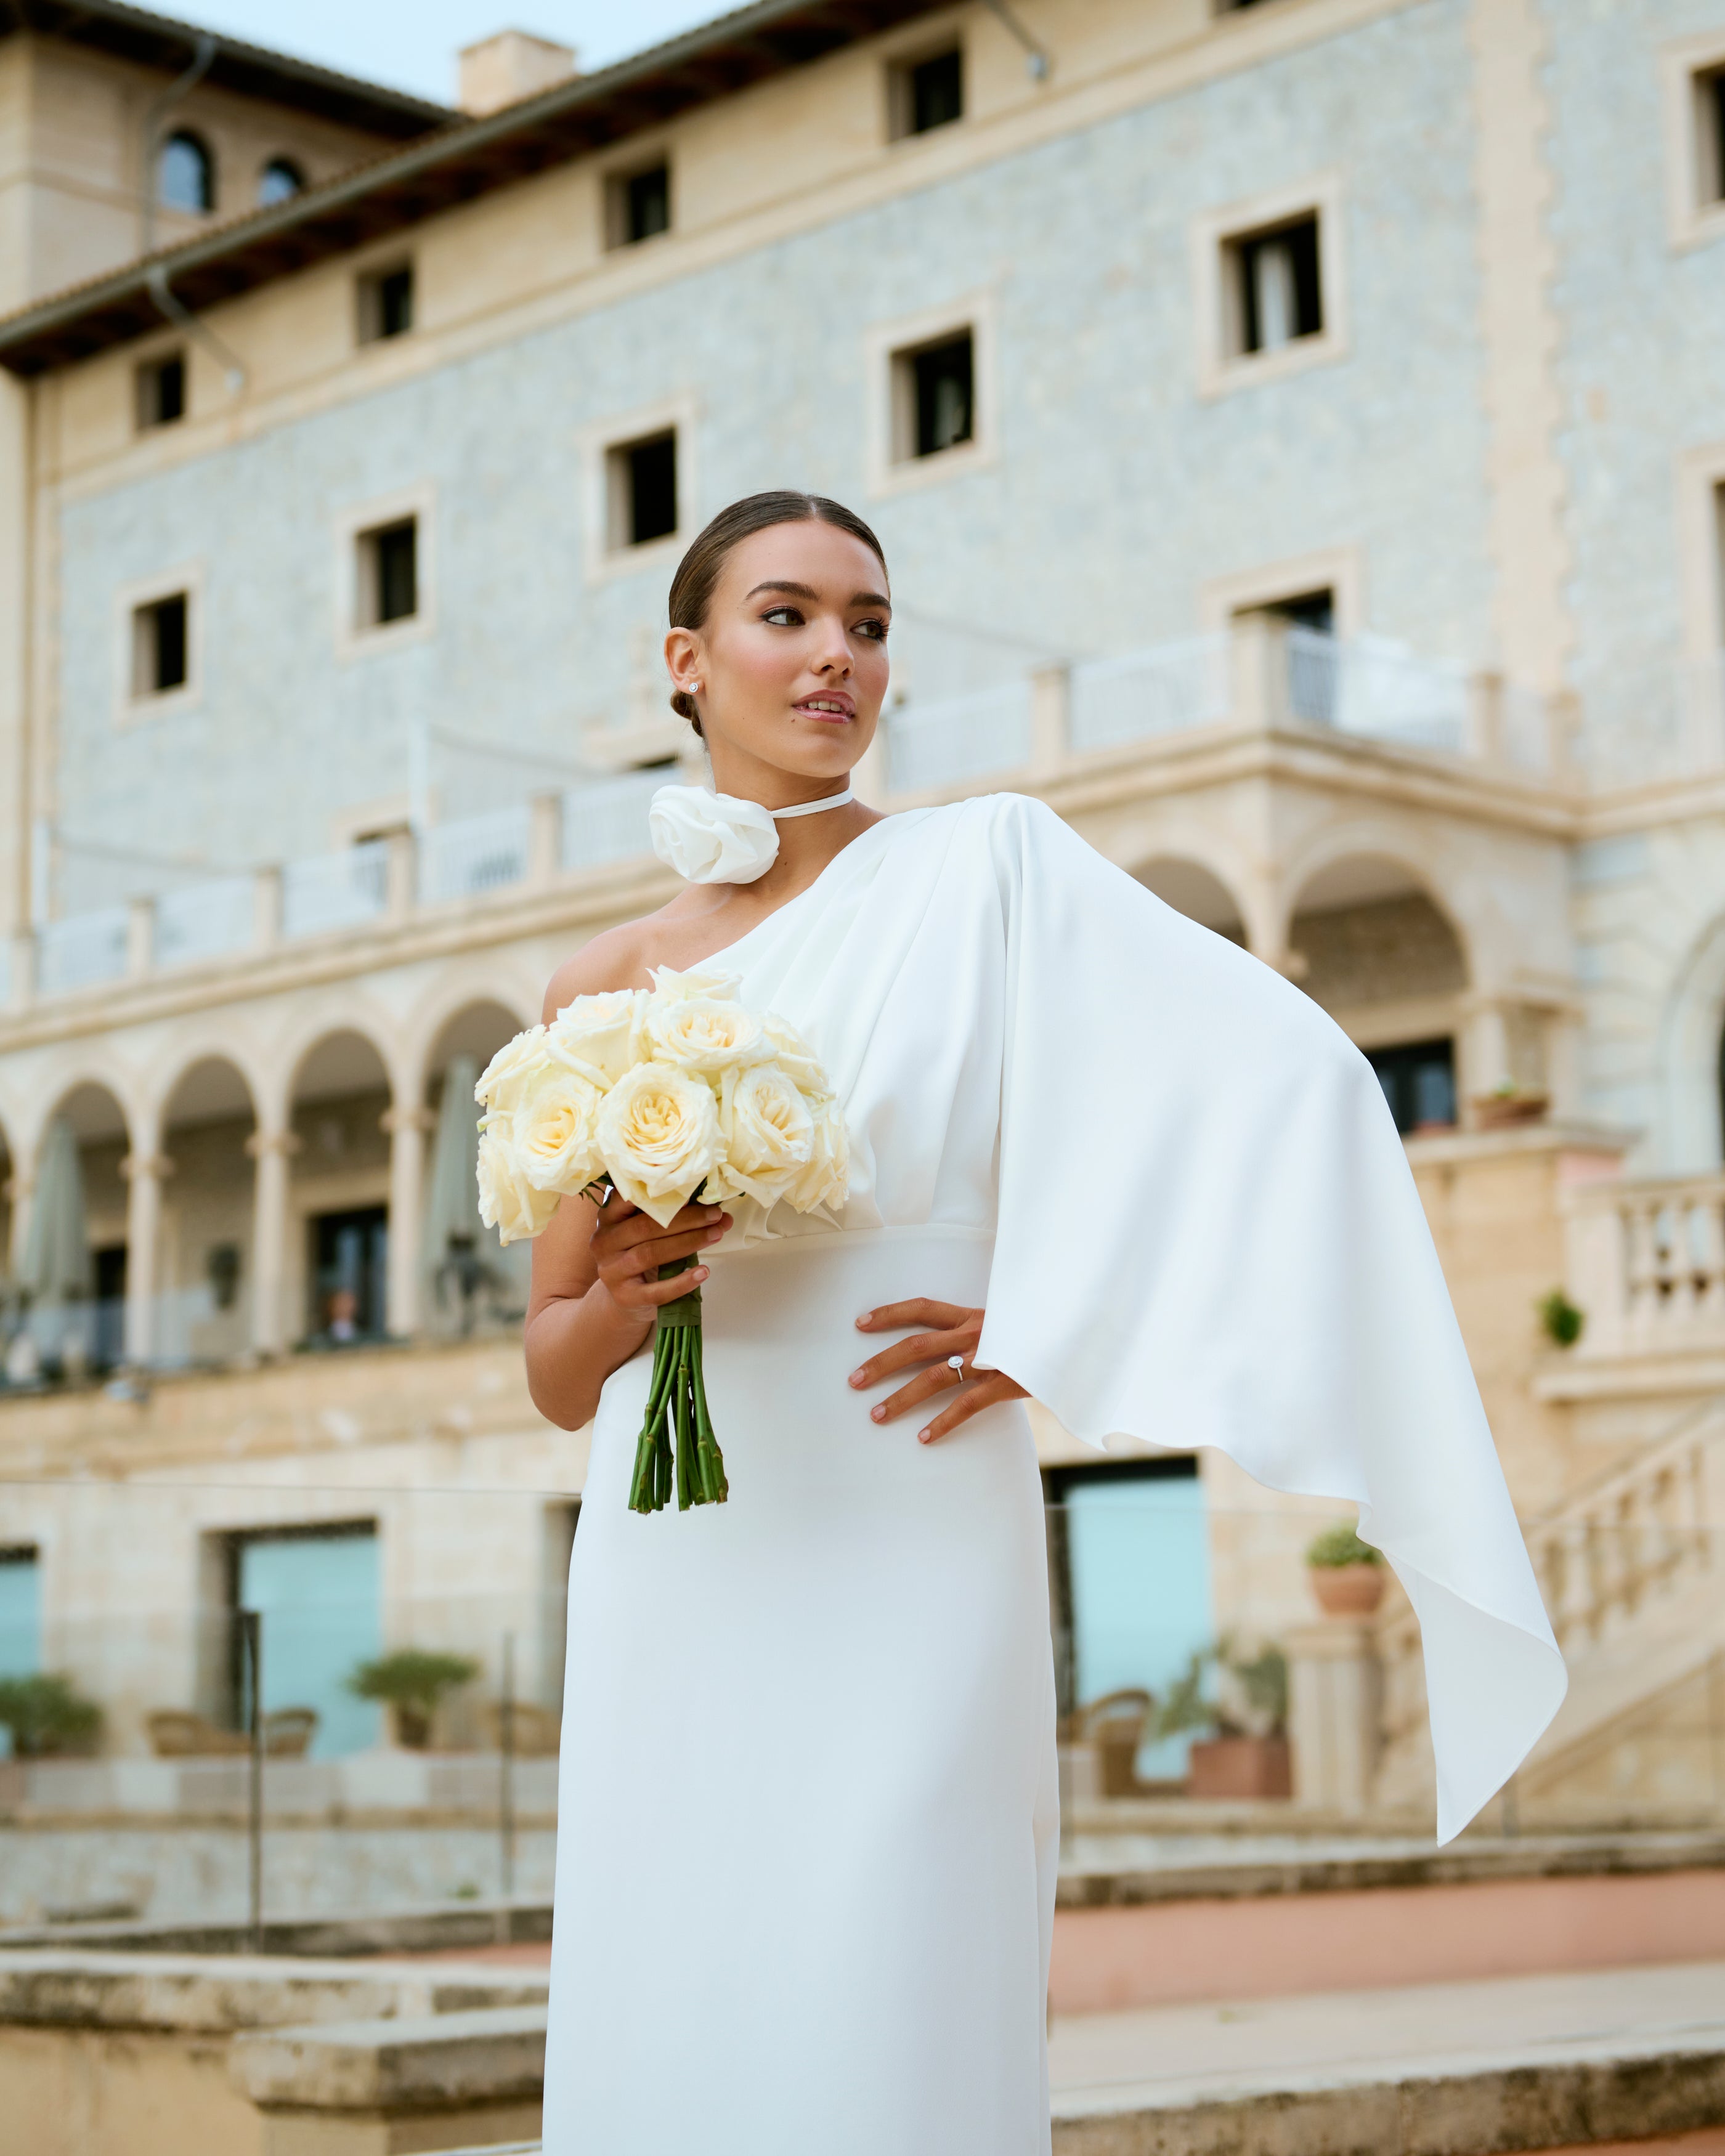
[744,580,892,609]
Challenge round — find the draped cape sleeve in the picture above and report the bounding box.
[969,796,1565,1842]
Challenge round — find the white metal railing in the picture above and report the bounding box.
[2,1284,242,1380]
[561,768,664,873]
[420,805,531,907]
[1309,631,1470,756]
[38,906,129,996]
[155,875,254,969]
[886,679,1034,794]
[281,841,389,940]
[1069,635,1230,753]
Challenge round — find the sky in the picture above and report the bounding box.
[185,3,727,106]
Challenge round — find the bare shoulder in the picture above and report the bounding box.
[540,906,679,1022]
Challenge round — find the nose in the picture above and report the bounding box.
[811,614,853,677]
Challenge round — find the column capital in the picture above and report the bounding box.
[119,1152,176,1183]
[245,1128,303,1160]
[380,1104,436,1136]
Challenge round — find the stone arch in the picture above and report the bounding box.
[1130,855,1249,944]
[1281,827,1477,993]
[285,1027,397,1348]
[157,1055,262,1358]
[400,971,538,1110]
[271,1000,403,1128]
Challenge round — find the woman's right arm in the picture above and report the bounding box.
[521,936,731,1431]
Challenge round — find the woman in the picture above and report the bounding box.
[529,492,1564,2154]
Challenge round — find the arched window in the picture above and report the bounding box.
[157,129,214,215]
[257,156,304,208]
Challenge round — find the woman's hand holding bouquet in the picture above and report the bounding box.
[475,967,849,1514]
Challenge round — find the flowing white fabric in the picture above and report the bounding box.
[543,793,1564,2154]
[647,782,854,883]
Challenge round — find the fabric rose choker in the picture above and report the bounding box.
[649,784,854,885]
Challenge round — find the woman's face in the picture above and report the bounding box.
[665,520,891,792]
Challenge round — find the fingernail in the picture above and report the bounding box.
[856,1313,872,1326]
[707,1227,723,1241]
[694,1266,708,1280]
[919,1428,933,1444]
[870,1405,885,1422]
[848,1369,864,1386]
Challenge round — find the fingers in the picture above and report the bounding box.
[855,1299,976,1334]
[598,1201,723,1256]
[917,1372,1028,1446]
[847,1327,972,1393]
[598,1207,730,1305]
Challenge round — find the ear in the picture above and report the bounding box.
[664,625,702,697]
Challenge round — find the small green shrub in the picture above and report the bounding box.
[1306,1521,1382,1569]
[347,1649,479,1712]
[1536,1287,1585,1348]
[0,1672,103,1757]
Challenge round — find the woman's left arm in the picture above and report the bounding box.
[848,1299,1029,1444]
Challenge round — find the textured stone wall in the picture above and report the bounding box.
[48,0,1493,907]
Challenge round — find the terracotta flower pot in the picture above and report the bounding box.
[1309,1562,1386,1616]
[391,1703,434,1750]
[1187,1735,1292,1799]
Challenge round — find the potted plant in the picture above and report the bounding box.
[1536,1287,1585,1348]
[0,1672,103,1758]
[1471,1079,1549,1131]
[1156,1641,1291,1799]
[1306,1520,1386,1615]
[347,1649,479,1751]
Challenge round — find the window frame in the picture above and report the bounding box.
[114,563,203,723]
[604,153,673,250]
[156,126,215,216]
[134,348,188,432]
[335,485,436,655]
[864,293,997,499]
[355,259,416,347]
[887,41,965,142]
[581,397,697,585]
[1192,174,1347,398]
[1662,31,1725,250]
[258,155,307,208]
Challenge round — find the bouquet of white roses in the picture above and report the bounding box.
[474,967,849,1514]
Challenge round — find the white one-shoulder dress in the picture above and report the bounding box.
[540,793,1564,2156]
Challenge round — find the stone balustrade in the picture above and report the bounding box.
[1562,1170,1725,1360]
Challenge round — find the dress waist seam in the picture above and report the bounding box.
[716,1222,994,1258]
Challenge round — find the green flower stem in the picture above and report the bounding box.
[627,1252,728,1515]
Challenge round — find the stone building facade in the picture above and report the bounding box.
[0,0,1722,1842]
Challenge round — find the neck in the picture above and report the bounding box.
[704,751,880,895]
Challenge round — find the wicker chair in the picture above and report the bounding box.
[1077,1688,1156,1798]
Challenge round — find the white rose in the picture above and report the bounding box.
[598,1062,722,1226]
[648,785,778,886]
[513,1072,607,1194]
[477,1118,562,1244]
[715,1063,814,1208]
[548,989,646,1087]
[761,1011,831,1095]
[784,1093,850,1215]
[649,963,743,1004]
[474,1026,553,1112]
[646,994,769,1074]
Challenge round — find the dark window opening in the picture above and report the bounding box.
[133,592,189,697]
[258,156,305,208]
[308,1207,389,1344]
[373,520,418,625]
[1702,70,1725,204]
[157,129,213,214]
[358,264,414,344]
[1234,215,1323,354]
[898,47,964,136]
[1368,1037,1457,1135]
[909,333,974,458]
[616,162,670,245]
[92,1244,127,1369]
[610,431,678,548]
[136,353,185,431]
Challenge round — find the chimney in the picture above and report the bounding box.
[458,30,578,116]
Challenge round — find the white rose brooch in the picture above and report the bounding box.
[647,781,854,885]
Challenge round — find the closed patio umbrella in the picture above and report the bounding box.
[20,1118,92,1309]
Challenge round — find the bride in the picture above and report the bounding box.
[526,492,1564,2154]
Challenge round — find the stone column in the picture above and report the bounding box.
[381,1102,434,1339]
[1028,662,1070,779]
[120,1149,174,1365]
[245,1125,300,1355]
[6,1168,31,1276]
[1286,1618,1382,1817]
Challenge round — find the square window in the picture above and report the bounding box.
[607,161,671,248]
[357,262,414,344]
[1696,67,1725,204]
[136,352,185,431]
[131,591,189,697]
[606,430,678,549]
[357,517,418,628]
[893,331,974,461]
[890,47,963,139]
[1227,215,1323,356]
[1367,1038,1457,1136]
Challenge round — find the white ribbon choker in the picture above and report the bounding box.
[648,783,854,885]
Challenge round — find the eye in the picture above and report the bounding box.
[761,604,804,627]
[854,616,890,642]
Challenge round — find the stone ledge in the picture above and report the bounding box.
[0,1897,554,1959]
[230,2004,546,2112]
[0,1948,546,2032]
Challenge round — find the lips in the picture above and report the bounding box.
[795,695,854,721]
